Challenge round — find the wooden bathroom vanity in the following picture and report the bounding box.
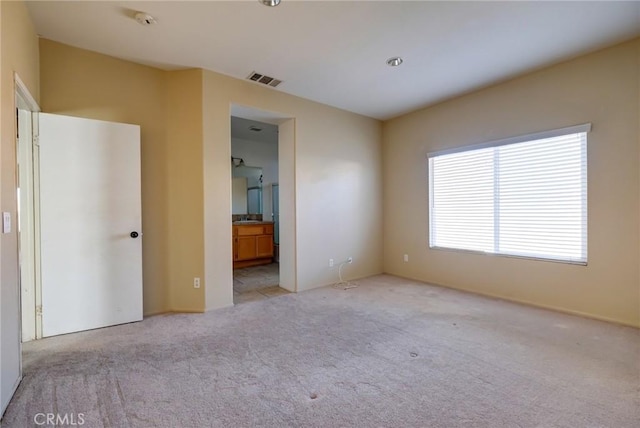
[232,222,274,269]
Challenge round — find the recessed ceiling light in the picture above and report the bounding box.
[260,0,281,6]
[386,57,403,67]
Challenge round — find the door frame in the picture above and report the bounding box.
[228,105,297,296]
[1,73,40,414]
[15,73,41,342]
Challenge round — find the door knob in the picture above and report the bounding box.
[130,231,139,238]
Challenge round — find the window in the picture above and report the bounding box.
[428,124,589,264]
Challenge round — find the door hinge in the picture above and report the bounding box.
[33,134,40,147]
[36,305,43,317]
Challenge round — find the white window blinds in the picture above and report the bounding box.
[428,124,589,264]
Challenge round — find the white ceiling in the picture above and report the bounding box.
[27,1,640,120]
[231,116,279,144]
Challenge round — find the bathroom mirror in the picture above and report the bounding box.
[232,164,263,215]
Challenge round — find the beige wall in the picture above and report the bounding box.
[39,39,169,315]
[383,39,640,327]
[0,0,39,409]
[202,70,383,310]
[165,69,205,312]
[39,41,384,314]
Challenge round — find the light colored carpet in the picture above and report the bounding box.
[2,274,639,427]
[234,285,290,305]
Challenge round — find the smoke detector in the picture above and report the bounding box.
[134,12,157,26]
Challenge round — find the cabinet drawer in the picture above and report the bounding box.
[236,225,273,236]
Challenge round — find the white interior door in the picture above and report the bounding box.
[38,113,143,337]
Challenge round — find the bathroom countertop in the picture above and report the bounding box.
[232,220,274,225]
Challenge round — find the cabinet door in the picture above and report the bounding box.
[256,235,274,258]
[236,236,257,261]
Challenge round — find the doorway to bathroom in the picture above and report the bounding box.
[230,114,288,304]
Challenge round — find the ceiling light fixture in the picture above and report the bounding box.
[260,0,281,6]
[231,157,245,167]
[386,57,403,67]
[134,12,157,26]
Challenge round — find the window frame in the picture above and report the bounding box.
[427,123,590,265]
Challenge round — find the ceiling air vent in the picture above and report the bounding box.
[247,71,283,88]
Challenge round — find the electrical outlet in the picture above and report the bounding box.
[403,254,409,262]
[193,277,201,288]
[348,257,353,264]
[329,259,334,267]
